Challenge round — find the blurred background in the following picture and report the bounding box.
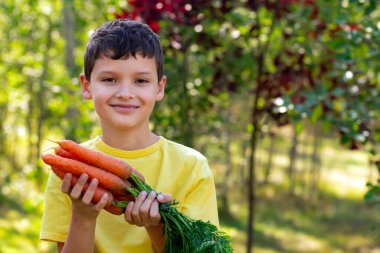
[1,0,380,252]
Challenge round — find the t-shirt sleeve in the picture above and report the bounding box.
[179,157,220,227]
[40,171,72,242]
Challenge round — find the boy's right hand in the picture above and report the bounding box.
[61,173,110,220]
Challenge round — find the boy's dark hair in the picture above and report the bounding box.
[84,19,164,81]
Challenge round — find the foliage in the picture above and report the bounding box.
[276,0,380,149]
[267,1,380,204]
[1,0,380,252]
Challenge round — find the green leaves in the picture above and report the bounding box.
[127,171,233,253]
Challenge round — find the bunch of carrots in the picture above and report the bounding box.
[42,140,232,253]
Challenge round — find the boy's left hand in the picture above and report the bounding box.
[124,191,172,227]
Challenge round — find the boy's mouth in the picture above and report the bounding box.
[110,104,140,112]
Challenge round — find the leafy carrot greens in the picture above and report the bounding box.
[114,173,233,253]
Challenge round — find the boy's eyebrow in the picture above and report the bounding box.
[96,70,154,75]
[97,70,117,75]
[135,71,154,75]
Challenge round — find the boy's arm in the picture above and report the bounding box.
[57,212,97,253]
[58,173,110,253]
[145,224,165,253]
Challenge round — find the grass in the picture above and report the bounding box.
[0,209,54,253]
[218,129,380,252]
[1,129,380,252]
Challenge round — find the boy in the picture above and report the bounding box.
[40,19,219,253]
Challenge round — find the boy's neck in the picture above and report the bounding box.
[100,129,160,151]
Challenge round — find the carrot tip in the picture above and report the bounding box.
[42,146,59,154]
[45,138,59,144]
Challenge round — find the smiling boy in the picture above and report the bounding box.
[82,55,165,148]
[40,19,219,253]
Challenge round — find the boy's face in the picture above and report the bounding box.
[80,54,166,133]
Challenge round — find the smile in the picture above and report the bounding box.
[111,104,140,113]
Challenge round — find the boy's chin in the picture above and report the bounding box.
[104,121,146,132]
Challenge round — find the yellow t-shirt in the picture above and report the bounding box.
[40,136,219,253]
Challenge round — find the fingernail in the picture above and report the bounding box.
[157,195,164,201]
[149,191,156,197]
[91,178,98,185]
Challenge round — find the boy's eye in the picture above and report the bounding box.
[101,77,116,83]
[136,79,148,84]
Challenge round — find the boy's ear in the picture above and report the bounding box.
[80,73,92,100]
[156,75,166,101]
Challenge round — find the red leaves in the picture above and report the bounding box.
[331,23,362,35]
[115,0,209,33]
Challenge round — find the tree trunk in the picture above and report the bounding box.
[35,17,54,186]
[181,52,193,147]
[367,133,378,184]
[0,89,8,156]
[247,114,260,253]
[246,3,280,251]
[26,76,35,164]
[309,124,321,201]
[240,140,248,191]
[263,131,275,184]
[220,109,233,216]
[62,0,80,141]
[246,15,278,253]
[287,123,298,195]
[247,52,264,253]
[63,0,76,77]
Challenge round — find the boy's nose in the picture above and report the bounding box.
[116,83,135,99]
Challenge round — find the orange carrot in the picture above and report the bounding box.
[42,153,129,193]
[54,146,144,188]
[54,140,146,183]
[52,167,129,216]
[53,140,132,179]
[54,146,77,160]
[51,167,114,206]
[104,204,125,215]
[113,193,135,202]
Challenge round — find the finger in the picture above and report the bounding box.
[106,193,114,206]
[70,173,88,199]
[124,202,134,224]
[81,178,98,205]
[149,200,161,226]
[131,191,147,226]
[157,193,172,203]
[140,191,156,225]
[61,173,72,193]
[94,193,109,212]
